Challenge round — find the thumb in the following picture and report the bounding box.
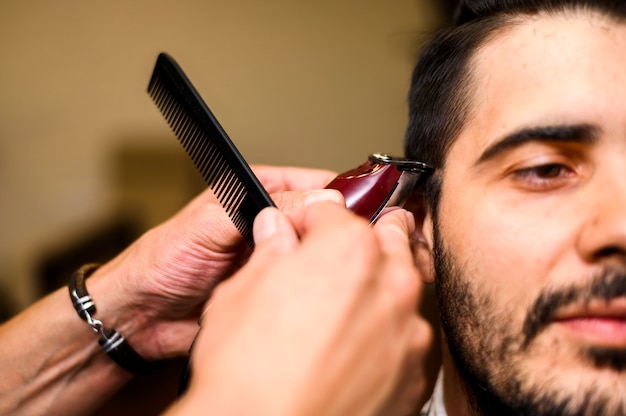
[253,207,299,254]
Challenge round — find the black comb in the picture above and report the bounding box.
[147,53,275,248]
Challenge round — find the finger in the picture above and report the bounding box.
[291,200,369,243]
[271,189,345,215]
[253,207,299,253]
[252,165,338,193]
[373,209,422,309]
[288,201,377,278]
[372,209,415,264]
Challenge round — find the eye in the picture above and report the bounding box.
[511,163,577,190]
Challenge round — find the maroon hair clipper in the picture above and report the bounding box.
[325,153,433,223]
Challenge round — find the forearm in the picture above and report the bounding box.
[0,270,135,415]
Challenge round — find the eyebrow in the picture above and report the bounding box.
[476,124,599,165]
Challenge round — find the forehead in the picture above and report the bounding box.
[452,11,626,160]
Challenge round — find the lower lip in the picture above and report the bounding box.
[556,318,626,347]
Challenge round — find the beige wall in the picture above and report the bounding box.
[0,1,443,310]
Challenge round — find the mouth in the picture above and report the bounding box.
[552,299,626,348]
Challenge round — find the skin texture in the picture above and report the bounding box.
[415,11,626,415]
[87,166,342,361]
[168,202,432,416]
[0,164,434,415]
[0,166,342,415]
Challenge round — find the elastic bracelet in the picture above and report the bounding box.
[68,263,153,374]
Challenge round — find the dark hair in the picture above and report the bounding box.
[404,0,626,210]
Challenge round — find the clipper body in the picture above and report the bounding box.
[325,153,433,223]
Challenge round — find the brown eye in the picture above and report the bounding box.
[531,164,565,178]
[512,163,576,190]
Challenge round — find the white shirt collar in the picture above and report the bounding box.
[421,369,447,416]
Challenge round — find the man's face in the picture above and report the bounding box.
[431,11,626,415]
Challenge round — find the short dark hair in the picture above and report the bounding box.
[404,0,626,210]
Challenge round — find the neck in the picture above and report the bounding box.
[441,337,524,416]
[441,341,473,415]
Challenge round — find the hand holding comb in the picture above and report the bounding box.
[147,53,433,395]
[147,53,274,248]
[147,53,433,248]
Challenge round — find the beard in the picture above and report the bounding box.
[432,224,626,416]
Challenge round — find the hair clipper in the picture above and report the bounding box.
[325,153,433,223]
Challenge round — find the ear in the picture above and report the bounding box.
[405,194,435,284]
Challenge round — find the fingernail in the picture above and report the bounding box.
[405,210,416,231]
[253,207,281,243]
[304,189,343,206]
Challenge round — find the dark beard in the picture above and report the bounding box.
[432,223,626,416]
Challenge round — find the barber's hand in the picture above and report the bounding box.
[372,210,434,416]
[173,202,432,416]
[87,166,339,361]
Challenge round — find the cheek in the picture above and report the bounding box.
[436,186,569,311]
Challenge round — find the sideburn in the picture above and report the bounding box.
[431,210,524,416]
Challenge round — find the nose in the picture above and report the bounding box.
[577,176,626,263]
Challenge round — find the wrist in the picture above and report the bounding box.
[0,282,135,414]
[75,262,158,369]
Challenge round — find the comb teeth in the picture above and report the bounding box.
[147,53,275,248]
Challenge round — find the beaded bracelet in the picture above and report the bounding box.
[68,263,153,374]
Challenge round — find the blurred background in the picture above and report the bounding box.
[0,0,453,317]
